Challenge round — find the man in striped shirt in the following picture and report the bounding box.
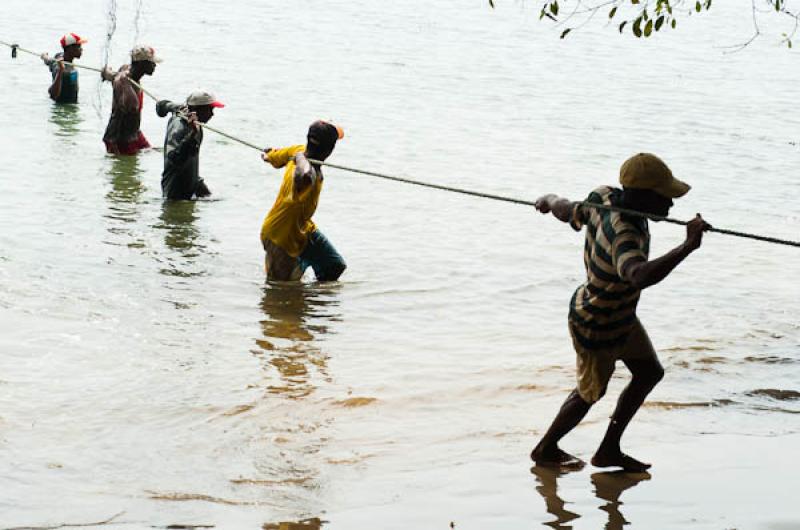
[530,153,710,472]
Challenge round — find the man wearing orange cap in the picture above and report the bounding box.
[40,33,87,104]
[156,90,225,200]
[102,45,161,155]
[530,153,710,472]
[260,120,346,282]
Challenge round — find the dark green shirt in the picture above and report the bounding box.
[158,101,205,200]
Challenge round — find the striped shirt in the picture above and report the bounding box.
[568,186,650,350]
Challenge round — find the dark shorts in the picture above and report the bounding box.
[104,132,151,155]
[264,230,346,282]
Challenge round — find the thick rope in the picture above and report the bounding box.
[3,40,799,249]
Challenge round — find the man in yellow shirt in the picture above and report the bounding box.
[260,120,346,282]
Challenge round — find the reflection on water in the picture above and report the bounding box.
[235,284,342,520]
[48,103,82,139]
[105,155,144,217]
[153,200,208,278]
[591,471,651,529]
[255,283,341,399]
[103,155,146,248]
[531,467,581,529]
[158,201,200,253]
[531,467,650,529]
[263,517,324,530]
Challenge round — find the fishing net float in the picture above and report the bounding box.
[2,40,798,249]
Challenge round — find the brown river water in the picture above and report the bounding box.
[1,1,799,528]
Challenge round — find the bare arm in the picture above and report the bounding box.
[46,60,63,101]
[293,152,315,193]
[622,214,710,289]
[534,194,574,223]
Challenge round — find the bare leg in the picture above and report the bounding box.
[531,389,593,468]
[591,357,664,472]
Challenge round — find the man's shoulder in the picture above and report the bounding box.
[587,185,620,203]
[113,65,132,83]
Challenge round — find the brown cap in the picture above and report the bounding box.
[619,153,690,198]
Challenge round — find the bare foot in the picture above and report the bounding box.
[531,445,586,469]
[591,450,651,472]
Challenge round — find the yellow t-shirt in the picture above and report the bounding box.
[260,145,323,257]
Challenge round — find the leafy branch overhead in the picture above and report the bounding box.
[489,0,799,48]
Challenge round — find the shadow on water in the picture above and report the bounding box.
[255,282,342,399]
[531,466,650,529]
[48,103,82,139]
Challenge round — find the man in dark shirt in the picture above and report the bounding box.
[156,90,224,200]
[102,45,161,155]
[40,33,87,104]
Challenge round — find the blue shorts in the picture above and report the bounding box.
[264,230,346,282]
[298,230,347,281]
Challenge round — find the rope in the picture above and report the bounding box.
[3,40,799,249]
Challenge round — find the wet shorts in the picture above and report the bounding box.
[570,318,659,404]
[263,230,346,282]
[104,132,151,155]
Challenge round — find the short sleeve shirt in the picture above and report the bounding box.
[568,186,650,350]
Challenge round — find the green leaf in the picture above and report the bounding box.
[671,18,676,28]
[609,6,618,18]
[644,19,653,36]
[695,1,701,12]
[789,39,793,48]
[489,0,494,7]
[551,1,559,15]
[655,15,665,30]
[643,9,649,20]
[560,28,572,39]
[631,0,640,4]
[633,16,643,37]
[619,20,628,33]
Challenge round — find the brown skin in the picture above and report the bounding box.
[530,189,710,472]
[185,104,214,132]
[129,60,156,82]
[260,121,339,194]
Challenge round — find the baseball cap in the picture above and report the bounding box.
[308,120,344,145]
[619,153,690,198]
[186,90,225,108]
[130,45,163,63]
[60,33,88,48]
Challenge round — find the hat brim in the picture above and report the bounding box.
[210,101,225,108]
[654,177,691,198]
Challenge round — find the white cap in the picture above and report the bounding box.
[186,90,224,108]
[131,45,162,63]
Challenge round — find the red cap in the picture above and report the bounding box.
[60,33,88,48]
